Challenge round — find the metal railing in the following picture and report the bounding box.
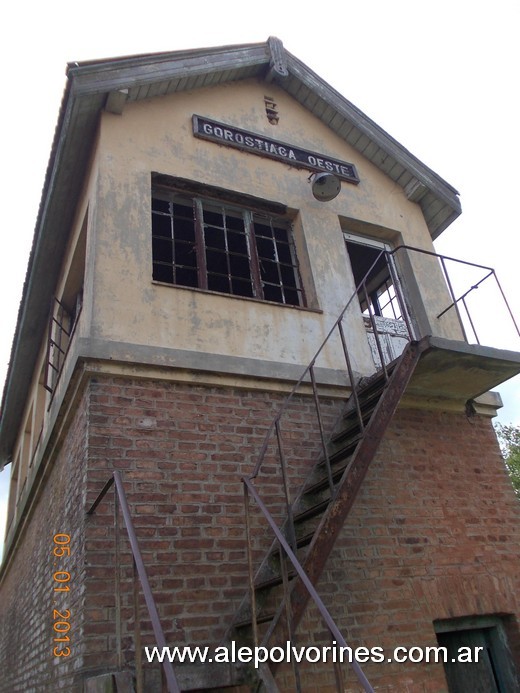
[391,245,519,346]
[243,477,375,692]
[84,245,518,692]
[241,248,403,691]
[247,244,519,486]
[87,471,181,693]
[240,244,519,690]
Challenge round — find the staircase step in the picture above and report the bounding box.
[355,359,398,394]
[234,611,276,630]
[294,498,330,524]
[296,530,315,548]
[358,375,387,399]
[255,569,297,591]
[327,434,361,462]
[356,388,385,414]
[329,375,389,446]
[332,421,362,446]
[305,459,351,495]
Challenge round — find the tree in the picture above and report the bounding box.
[495,423,520,498]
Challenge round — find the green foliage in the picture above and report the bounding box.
[495,423,520,498]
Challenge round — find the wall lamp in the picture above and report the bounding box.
[310,172,341,201]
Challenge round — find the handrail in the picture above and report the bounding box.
[243,477,374,692]
[87,471,181,693]
[250,247,390,480]
[249,243,518,483]
[389,245,520,344]
[240,243,518,687]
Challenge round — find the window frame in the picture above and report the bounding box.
[343,232,407,322]
[151,185,306,308]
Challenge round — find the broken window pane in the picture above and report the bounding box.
[152,188,304,306]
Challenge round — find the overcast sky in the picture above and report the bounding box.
[1,0,519,554]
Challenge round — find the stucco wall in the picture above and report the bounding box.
[87,79,461,381]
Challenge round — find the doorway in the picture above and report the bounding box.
[435,618,519,692]
[344,233,411,367]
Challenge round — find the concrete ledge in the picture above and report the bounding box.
[77,337,356,390]
[408,337,520,402]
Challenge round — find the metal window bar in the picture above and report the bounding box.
[243,477,374,693]
[376,281,401,321]
[44,299,70,393]
[285,222,306,306]
[87,472,181,693]
[44,296,82,395]
[253,215,303,307]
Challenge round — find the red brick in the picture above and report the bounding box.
[2,378,520,692]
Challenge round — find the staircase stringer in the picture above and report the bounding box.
[263,337,428,649]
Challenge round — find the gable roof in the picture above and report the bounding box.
[0,37,461,467]
[68,37,460,236]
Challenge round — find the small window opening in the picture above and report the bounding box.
[7,461,19,530]
[44,213,86,394]
[264,95,279,125]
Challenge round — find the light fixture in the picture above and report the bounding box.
[310,172,341,201]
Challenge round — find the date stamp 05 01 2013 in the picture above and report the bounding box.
[52,533,71,658]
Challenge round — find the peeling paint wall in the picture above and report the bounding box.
[89,79,461,379]
[3,78,466,540]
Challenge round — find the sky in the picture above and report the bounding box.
[1,0,519,555]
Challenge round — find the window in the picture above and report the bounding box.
[151,189,304,307]
[45,296,81,394]
[45,211,86,394]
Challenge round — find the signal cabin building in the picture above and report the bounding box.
[0,38,519,692]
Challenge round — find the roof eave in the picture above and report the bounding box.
[0,38,461,468]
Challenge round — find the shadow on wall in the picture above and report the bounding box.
[0,466,10,562]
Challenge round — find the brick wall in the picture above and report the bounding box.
[276,408,520,691]
[83,376,344,681]
[0,390,88,692]
[2,374,519,692]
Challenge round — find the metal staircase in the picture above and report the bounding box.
[85,247,520,691]
[226,339,427,690]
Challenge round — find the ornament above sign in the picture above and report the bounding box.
[193,115,360,185]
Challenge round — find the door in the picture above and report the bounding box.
[344,234,411,367]
[437,626,519,692]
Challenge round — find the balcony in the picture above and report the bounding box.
[345,243,520,405]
